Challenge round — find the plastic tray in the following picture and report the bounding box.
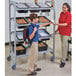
[16,17,28,28]
[25,2,40,12]
[37,3,49,8]
[37,3,50,12]
[38,16,50,23]
[12,43,26,55]
[16,3,28,13]
[16,31,24,40]
[16,17,28,24]
[39,29,51,40]
[38,41,48,51]
[25,2,39,8]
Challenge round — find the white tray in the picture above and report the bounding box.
[16,3,28,8]
[37,2,49,8]
[26,2,39,8]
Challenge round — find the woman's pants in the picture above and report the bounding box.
[60,35,69,62]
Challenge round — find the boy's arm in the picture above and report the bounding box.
[40,22,53,27]
[29,27,37,40]
[54,23,68,26]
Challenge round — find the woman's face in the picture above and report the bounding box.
[62,5,68,13]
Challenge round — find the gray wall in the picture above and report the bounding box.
[5,0,71,43]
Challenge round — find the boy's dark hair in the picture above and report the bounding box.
[29,13,38,21]
[63,3,71,12]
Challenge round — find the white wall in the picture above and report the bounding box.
[5,0,71,43]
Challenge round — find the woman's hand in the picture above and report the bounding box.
[54,23,59,26]
[34,27,37,32]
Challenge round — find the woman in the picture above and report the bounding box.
[55,3,72,68]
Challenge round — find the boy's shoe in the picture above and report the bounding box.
[60,62,65,68]
[27,71,37,76]
[35,68,41,71]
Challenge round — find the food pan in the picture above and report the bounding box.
[39,29,51,41]
[16,17,28,28]
[38,41,48,51]
[38,16,50,23]
[16,17,28,24]
[12,43,26,55]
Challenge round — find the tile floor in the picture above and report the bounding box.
[5,34,71,76]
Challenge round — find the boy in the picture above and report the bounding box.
[27,14,52,75]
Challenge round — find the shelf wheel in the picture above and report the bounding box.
[50,56,55,62]
[12,64,16,70]
[7,55,11,61]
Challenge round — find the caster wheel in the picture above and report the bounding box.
[50,56,55,62]
[43,53,46,58]
[7,55,11,61]
[66,58,68,61]
[43,53,46,55]
[12,64,16,70]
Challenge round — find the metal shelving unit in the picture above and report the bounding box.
[7,0,56,70]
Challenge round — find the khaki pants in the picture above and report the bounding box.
[27,42,38,74]
[60,35,69,62]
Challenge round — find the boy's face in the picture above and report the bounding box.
[31,18,36,24]
[35,18,39,23]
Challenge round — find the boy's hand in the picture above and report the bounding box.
[54,23,59,26]
[34,27,37,32]
[49,21,52,24]
[28,19,31,23]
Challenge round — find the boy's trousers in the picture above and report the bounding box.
[60,35,69,62]
[27,42,38,74]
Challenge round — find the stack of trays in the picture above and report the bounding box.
[16,2,51,13]
[38,41,48,51]
[12,43,26,55]
[37,2,50,12]
[16,3,28,13]
[25,2,40,12]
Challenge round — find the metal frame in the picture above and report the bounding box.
[7,0,56,70]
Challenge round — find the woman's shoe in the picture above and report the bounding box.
[60,62,65,68]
